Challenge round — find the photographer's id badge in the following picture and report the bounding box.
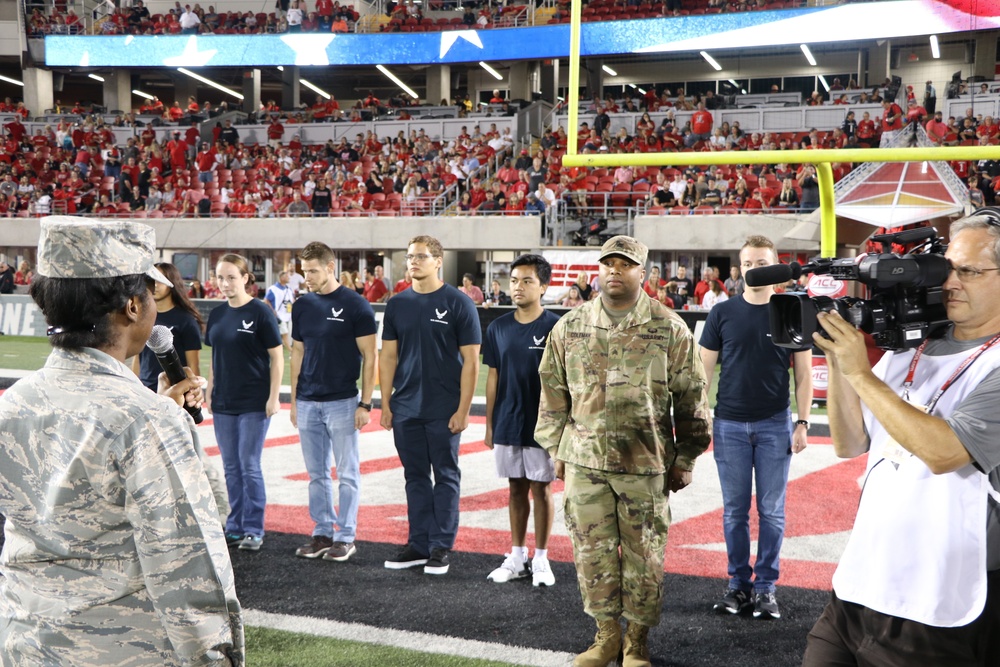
[881,401,929,468]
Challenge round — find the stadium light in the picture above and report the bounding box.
[0,75,24,87]
[480,61,504,81]
[301,79,330,100]
[376,65,419,99]
[177,67,244,100]
[132,90,155,100]
[88,74,105,82]
[818,75,830,92]
[602,65,617,77]
[929,35,940,59]
[700,51,722,71]
[800,44,817,66]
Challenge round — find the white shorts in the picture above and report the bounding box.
[278,320,291,335]
[494,444,555,483]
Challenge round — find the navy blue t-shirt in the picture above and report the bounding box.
[292,286,377,402]
[483,309,560,448]
[381,283,482,420]
[205,298,282,414]
[699,294,805,422]
[137,306,202,391]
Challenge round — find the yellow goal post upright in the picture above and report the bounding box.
[560,1,1000,258]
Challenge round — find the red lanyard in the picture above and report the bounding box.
[902,332,1000,411]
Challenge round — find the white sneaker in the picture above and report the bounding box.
[487,553,530,583]
[531,557,555,587]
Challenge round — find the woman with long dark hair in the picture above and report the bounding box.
[205,253,283,552]
[132,261,204,391]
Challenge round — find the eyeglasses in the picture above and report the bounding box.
[405,253,435,263]
[949,261,1000,282]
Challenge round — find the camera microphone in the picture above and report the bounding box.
[146,324,204,424]
[745,262,802,287]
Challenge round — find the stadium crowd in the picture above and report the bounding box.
[1,77,997,220]
[24,0,822,36]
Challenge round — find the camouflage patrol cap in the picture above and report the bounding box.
[36,216,172,287]
[599,235,648,267]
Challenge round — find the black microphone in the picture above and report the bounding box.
[146,324,204,424]
[744,262,802,287]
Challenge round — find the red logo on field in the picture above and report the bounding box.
[807,274,848,298]
[812,364,829,390]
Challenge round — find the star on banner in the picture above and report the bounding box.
[439,30,483,59]
[162,36,217,67]
[280,34,335,66]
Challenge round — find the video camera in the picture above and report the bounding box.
[746,227,951,351]
[571,218,610,246]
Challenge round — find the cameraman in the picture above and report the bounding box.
[803,210,1000,666]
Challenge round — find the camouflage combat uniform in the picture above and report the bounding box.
[536,294,711,626]
[0,347,244,667]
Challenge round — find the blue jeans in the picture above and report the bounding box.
[391,415,461,555]
[213,411,270,538]
[713,410,793,594]
[297,396,360,542]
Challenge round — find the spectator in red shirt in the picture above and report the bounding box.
[687,102,713,147]
[267,117,285,147]
[195,142,216,183]
[905,99,927,126]
[4,116,25,144]
[393,268,412,294]
[857,111,877,146]
[362,266,388,303]
[925,111,949,144]
[976,116,999,142]
[879,99,904,146]
[167,101,185,122]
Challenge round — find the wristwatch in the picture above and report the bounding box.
[795,419,810,430]
[358,401,372,411]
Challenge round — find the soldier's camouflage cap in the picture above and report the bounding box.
[599,235,648,267]
[36,216,173,287]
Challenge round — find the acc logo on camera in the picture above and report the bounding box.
[806,274,848,299]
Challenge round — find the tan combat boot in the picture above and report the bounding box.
[573,619,621,667]
[622,621,651,667]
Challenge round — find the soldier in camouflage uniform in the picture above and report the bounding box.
[536,235,711,667]
[0,218,244,666]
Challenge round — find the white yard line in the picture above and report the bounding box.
[245,609,574,667]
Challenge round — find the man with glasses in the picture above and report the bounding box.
[803,209,1000,666]
[536,235,711,667]
[380,236,481,576]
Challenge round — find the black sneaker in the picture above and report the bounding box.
[384,545,429,570]
[753,592,781,620]
[424,548,450,575]
[225,533,244,548]
[713,588,752,615]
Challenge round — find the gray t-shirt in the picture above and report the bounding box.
[928,330,1000,569]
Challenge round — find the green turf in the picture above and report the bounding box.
[245,625,521,667]
[0,337,824,415]
[0,336,56,371]
[0,336,492,396]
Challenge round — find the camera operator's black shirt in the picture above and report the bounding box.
[700,294,809,422]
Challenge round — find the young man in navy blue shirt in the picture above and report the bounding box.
[699,235,812,620]
[483,254,561,587]
[290,242,377,563]
[380,235,481,575]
